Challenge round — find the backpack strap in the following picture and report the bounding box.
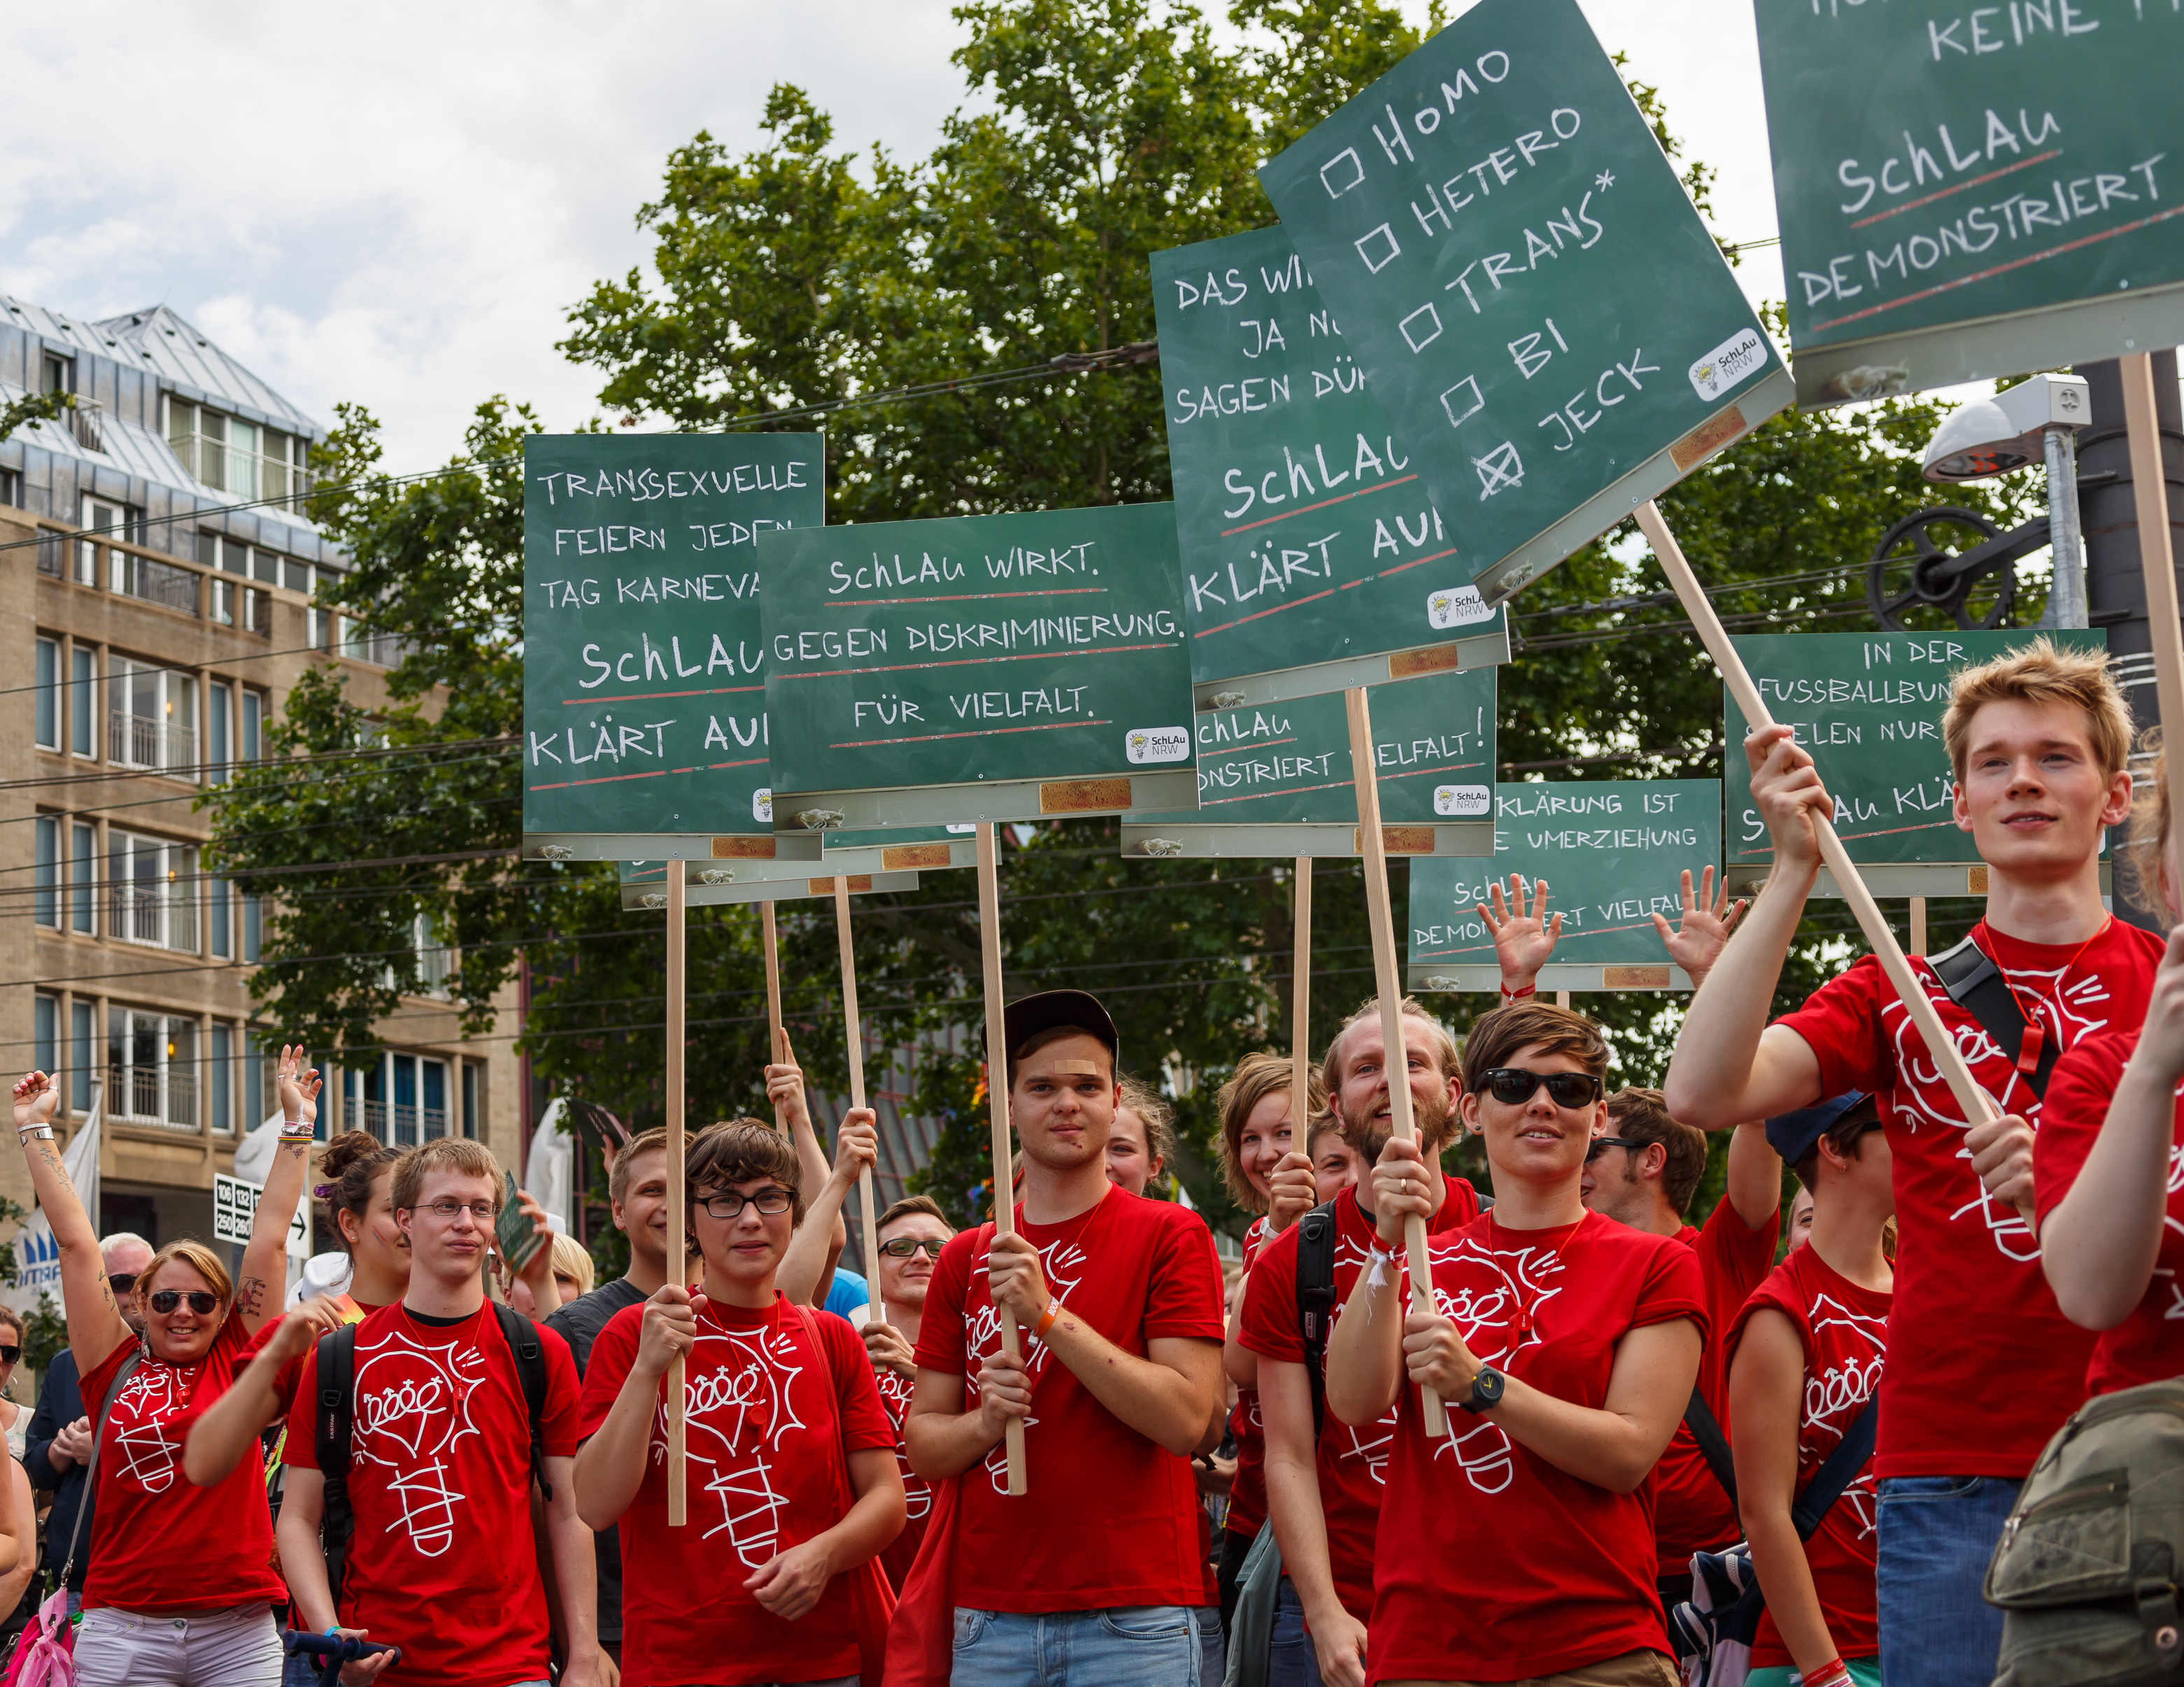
[1682,1386,1739,1509]
[314,1321,359,1607]
[492,1301,552,1502]
[1929,933,2062,1097]
[59,1346,143,1586]
[1792,1393,1880,1542]
[1293,1202,1340,1444]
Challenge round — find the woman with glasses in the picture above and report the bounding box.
[1324,1001,1706,1687]
[861,1195,953,1590]
[575,1120,905,1687]
[10,1049,322,1687]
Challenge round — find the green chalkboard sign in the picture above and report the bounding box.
[522,433,823,860]
[1121,666,1495,857]
[1757,0,2184,404]
[758,503,1199,827]
[1407,779,1721,991]
[1153,223,1511,705]
[1257,0,1793,604]
[1722,629,2110,896]
[620,860,920,910]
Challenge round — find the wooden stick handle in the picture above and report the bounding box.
[1344,688,1449,1437]
[1633,499,1994,1128]
[762,900,786,1134]
[974,823,1029,1495]
[833,877,882,1321]
[1292,856,1312,1127]
[2121,353,2184,822]
[665,860,688,1527]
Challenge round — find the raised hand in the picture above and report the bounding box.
[863,1319,916,1378]
[1650,866,1747,989]
[1265,1148,1318,1233]
[765,1031,812,1135]
[831,1110,879,1188]
[11,1072,57,1133]
[636,1283,701,1379]
[276,1045,322,1128]
[1481,874,1559,991]
[1745,725,1833,876]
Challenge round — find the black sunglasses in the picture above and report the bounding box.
[879,1237,948,1260]
[148,1290,219,1316]
[107,1272,136,1298]
[1585,1134,1646,1163]
[0,1346,19,1367]
[1480,1067,1604,1109]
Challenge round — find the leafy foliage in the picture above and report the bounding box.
[0,390,71,443]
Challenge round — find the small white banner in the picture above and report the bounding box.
[751,787,773,825]
[1689,327,1770,402]
[1126,727,1191,765]
[1433,784,1493,818]
[1426,585,1493,629]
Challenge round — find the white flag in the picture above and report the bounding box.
[7,1083,102,1313]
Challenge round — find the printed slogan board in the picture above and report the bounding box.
[1722,629,2110,897]
[758,502,1200,829]
[521,433,823,862]
[1407,779,1721,992]
[1757,0,2184,404]
[1154,222,1511,706]
[1121,666,1496,857]
[1257,0,1792,604]
[620,860,919,911]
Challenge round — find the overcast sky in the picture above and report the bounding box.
[1,0,1789,470]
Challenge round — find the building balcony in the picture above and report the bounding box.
[109,711,199,774]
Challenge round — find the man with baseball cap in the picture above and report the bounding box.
[905,989,1228,1685]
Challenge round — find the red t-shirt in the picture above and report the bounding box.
[1237,1173,1482,1621]
[1727,1245,1891,1667]
[1653,1197,1779,1576]
[577,1296,894,1686]
[2036,1025,2184,1395]
[78,1319,288,1614]
[913,1183,1225,1612]
[283,1302,582,1687]
[873,1358,933,1592]
[1778,919,2163,1477]
[1226,1214,1272,1540]
[1367,1210,1706,1685]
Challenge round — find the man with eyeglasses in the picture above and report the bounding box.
[24,1231,151,1615]
[859,1194,953,1590]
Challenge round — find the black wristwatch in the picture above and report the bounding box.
[1461,1365,1505,1414]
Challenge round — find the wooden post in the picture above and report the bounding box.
[832,877,883,1321]
[665,860,688,1527]
[974,823,1030,1494]
[1909,896,1928,958]
[1291,857,1312,1125]
[762,900,786,1134]
[1635,500,1997,1128]
[1343,688,1449,1437]
[2121,353,2184,815]
[1554,990,1572,1009]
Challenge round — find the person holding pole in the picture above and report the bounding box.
[904,989,1226,1686]
[1238,997,1482,1687]
[1328,999,1705,1687]
[1664,638,2157,1687]
[861,1194,954,1593]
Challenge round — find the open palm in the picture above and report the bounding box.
[1482,874,1560,985]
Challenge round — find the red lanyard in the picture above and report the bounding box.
[1969,918,2108,1075]
[1488,1209,1587,1337]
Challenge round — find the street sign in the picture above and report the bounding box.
[758,501,1200,827]
[620,861,921,910]
[521,432,824,862]
[1757,0,2184,405]
[1256,0,1792,605]
[213,1172,309,1249]
[1407,779,1721,991]
[1153,222,1511,706]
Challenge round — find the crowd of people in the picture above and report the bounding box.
[0,637,2179,1687]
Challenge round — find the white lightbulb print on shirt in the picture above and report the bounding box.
[353,1329,488,1559]
[967,1236,1091,1495]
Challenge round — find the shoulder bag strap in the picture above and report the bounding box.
[492,1301,551,1500]
[314,1321,358,1606]
[1293,1202,1339,1444]
[1929,933,2062,1097]
[1792,1393,1881,1541]
[1682,1386,1740,1508]
[59,1347,142,1585]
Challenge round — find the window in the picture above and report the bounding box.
[208,877,231,960]
[241,690,263,763]
[413,913,452,995]
[244,1035,267,1130]
[311,565,341,650]
[71,823,94,934]
[34,639,57,748]
[34,997,56,1077]
[108,1007,197,1129]
[70,647,94,756]
[462,1061,479,1139]
[343,1053,451,1148]
[211,1026,233,1134]
[207,681,231,783]
[166,400,277,501]
[108,660,198,776]
[241,890,260,963]
[107,830,197,952]
[69,1002,92,1112]
[33,818,57,928]
[80,494,136,590]
[0,468,21,507]
[41,354,71,397]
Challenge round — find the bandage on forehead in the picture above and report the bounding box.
[1041,1059,1104,1076]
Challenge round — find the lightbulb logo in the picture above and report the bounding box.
[967,1234,1091,1493]
[353,1327,488,1558]
[111,1362,197,1494]
[1428,1232,1572,1494]
[671,1321,809,1565]
[874,1367,933,1522]
[1329,1232,1401,1486]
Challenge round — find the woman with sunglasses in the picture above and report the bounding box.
[862,1194,953,1590]
[1324,1001,1706,1687]
[11,1052,322,1687]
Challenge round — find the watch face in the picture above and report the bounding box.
[1476,1367,1503,1402]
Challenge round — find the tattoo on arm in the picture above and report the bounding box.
[235,1279,266,1318]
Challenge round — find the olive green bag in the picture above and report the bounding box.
[1987,1379,2184,1685]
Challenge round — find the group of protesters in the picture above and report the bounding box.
[7,635,2184,1687]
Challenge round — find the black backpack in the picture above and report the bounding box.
[313,1302,551,1602]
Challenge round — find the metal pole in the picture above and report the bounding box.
[2043,423,2088,630]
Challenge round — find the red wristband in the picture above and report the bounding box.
[1803,1660,1853,1687]
[1031,1298,1062,1339]
[1500,981,1538,1002]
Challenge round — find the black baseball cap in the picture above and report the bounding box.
[1002,989,1120,1077]
[1765,1092,1875,1166]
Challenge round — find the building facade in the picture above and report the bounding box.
[0,296,522,1248]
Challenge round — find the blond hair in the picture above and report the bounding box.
[1115,1075,1176,1172]
[1216,1052,1325,1213]
[1323,997,1461,1094]
[548,1232,595,1297]
[1941,636,2132,783]
[391,1138,504,1213]
[2122,725,2175,914]
[139,1239,234,1309]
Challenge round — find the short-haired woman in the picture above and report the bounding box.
[1326,1002,1705,1687]
[574,1120,905,1686]
[862,1193,954,1591]
[12,1049,320,1687]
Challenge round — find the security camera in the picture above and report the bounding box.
[1922,373,2090,482]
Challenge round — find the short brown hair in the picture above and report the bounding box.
[1305,1110,1347,1160]
[1324,997,1461,1093]
[1793,1095,1880,1189]
[140,1239,234,1309]
[1605,1087,1708,1216]
[392,1139,503,1213]
[1942,635,2132,783]
[317,1130,400,1253]
[2122,725,2174,913]
[610,1127,671,1209]
[1115,1075,1176,1171]
[687,1120,806,1225]
[878,1193,951,1236]
[1217,1053,1324,1213]
[1459,1001,1610,1092]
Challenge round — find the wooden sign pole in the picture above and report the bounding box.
[761,900,786,1134]
[1343,688,1449,1436]
[1910,897,1928,958]
[974,823,1030,1494]
[832,877,884,1321]
[1555,990,1572,1009]
[1291,857,1312,1126]
[1635,501,1996,1129]
[665,860,688,1526]
[2120,353,2184,816]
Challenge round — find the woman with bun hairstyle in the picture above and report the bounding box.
[12,1049,322,1687]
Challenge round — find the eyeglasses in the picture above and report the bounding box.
[403,1200,499,1223]
[1584,1135,1646,1164]
[0,1346,20,1367]
[696,1188,794,1221]
[106,1272,136,1298]
[878,1237,948,1260]
[1480,1068,1604,1109]
[148,1290,219,1316]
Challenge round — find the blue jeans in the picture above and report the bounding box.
[953,1606,1200,1686]
[1196,1607,1224,1687]
[1268,1579,1324,1687]
[1877,1474,2018,1687]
